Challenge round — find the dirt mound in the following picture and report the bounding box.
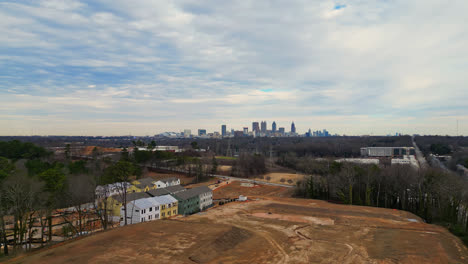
[189,226,252,263]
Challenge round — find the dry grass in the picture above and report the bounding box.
[256,172,305,185]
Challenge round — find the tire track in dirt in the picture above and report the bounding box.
[231,223,290,264]
[293,225,366,264]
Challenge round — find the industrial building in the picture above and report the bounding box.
[360,147,416,157]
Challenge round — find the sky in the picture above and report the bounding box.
[1,0,467,136]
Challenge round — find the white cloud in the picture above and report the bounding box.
[0,0,468,135]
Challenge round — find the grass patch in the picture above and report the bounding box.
[215,156,237,160]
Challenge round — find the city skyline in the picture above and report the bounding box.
[1,1,467,136]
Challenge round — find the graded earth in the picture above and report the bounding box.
[9,196,468,264]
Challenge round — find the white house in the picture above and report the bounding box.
[155,177,180,188]
[96,182,132,200]
[120,194,178,226]
[195,186,213,211]
[120,197,161,226]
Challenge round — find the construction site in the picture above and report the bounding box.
[7,183,468,264]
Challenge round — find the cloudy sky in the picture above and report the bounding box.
[1,0,467,136]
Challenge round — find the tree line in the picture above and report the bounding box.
[0,141,150,257]
[283,155,468,246]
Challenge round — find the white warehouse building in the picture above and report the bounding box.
[361,147,415,157]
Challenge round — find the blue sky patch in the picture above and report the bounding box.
[334,4,347,10]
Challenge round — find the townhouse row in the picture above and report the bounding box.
[96,176,213,226]
[119,185,213,226]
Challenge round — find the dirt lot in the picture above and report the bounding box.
[255,172,305,186]
[213,181,294,199]
[144,170,195,185]
[78,146,122,155]
[10,197,467,264]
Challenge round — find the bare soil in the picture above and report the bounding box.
[9,197,468,264]
[212,181,294,199]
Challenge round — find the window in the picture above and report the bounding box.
[149,207,153,212]
[173,210,176,214]
[156,206,159,210]
[148,215,152,220]
[155,214,159,218]
[141,217,144,222]
[162,205,166,210]
[162,212,165,217]
[135,210,139,212]
[168,211,171,216]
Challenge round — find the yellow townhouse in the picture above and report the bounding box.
[153,195,178,219]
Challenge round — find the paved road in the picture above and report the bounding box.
[149,165,294,188]
[411,136,428,169]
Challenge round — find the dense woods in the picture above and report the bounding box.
[287,158,468,245]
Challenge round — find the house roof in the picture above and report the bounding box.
[164,185,185,193]
[146,185,186,197]
[128,197,160,210]
[96,182,131,192]
[125,195,176,209]
[157,177,178,184]
[151,194,178,205]
[173,186,211,201]
[134,177,156,188]
[112,192,151,203]
[191,186,212,195]
[146,188,170,197]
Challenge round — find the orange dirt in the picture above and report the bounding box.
[144,171,195,185]
[79,146,122,155]
[213,181,294,199]
[9,197,467,264]
[7,180,468,264]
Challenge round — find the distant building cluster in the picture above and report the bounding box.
[155,121,337,139]
[351,146,419,168]
[305,129,330,137]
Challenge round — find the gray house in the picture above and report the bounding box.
[174,186,213,215]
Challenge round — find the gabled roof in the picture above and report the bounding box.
[96,182,131,191]
[164,185,185,193]
[128,197,160,210]
[173,186,211,201]
[146,185,186,197]
[151,194,178,205]
[173,189,198,201]
[147,188,170,197]
[190,186,212,195]
[112,192,151,203]
[134,177,156,188]
[156,177,178,184]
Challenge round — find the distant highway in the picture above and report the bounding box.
[411,136,428,169]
